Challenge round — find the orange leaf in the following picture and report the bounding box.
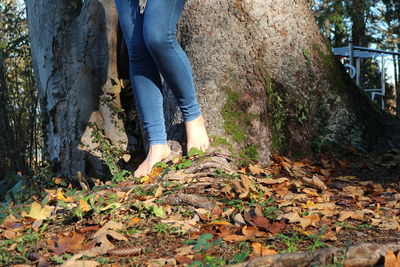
[384,250,398,267]
[206,221,234,227]
[251,242,278,257]
[79,199,91,212]
[128,217,141,226]
[223,234,250,242]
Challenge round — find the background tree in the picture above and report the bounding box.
[0,0,40,178]
[24,0,400,179]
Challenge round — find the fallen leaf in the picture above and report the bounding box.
[248,164,266,175]
[128,217,141,226]
[48,231,88,254]
[22,202,53,220]
[258,177,289,185]
[154,186,163,198]
[283,212,301,223]
[300,214,320,229]
[302,176,327,191]
[90,221,128,254]
[223,234,250,242]
[251,242,278,257]
[206,221,233,227]
[384,250,398,267]
[338,211,353,222]
[335,176,357,182]
[57,190,74,202]
[268,221,286,234]
[253,216,270,230]
[79,199,91,212]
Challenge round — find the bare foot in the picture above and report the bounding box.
[134,143,171,178]
[185,114,210,154]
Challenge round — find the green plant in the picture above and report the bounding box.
[185,233,222,253]
[307,225,327,251]
[276,232,304,253]
[229,242,251,264]
[152,223,176,234]
[86,122,126,176]
[263,206,278,220]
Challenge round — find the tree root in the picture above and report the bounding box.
[229,243,400,267]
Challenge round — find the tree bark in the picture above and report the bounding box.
[25,0,400,179]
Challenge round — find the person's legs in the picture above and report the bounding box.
[115,0,170,177]
[143,0,210,153]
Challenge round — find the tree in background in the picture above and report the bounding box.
[0,0,41,177]
[313,0,399,115]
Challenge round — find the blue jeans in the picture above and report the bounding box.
[114,0,202,145]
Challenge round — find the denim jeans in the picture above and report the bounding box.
[114,0,202,145]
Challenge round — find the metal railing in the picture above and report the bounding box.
[332,43,400,110]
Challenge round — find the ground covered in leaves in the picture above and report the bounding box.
[1,146,400,266]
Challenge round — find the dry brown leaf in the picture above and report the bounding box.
[268,221,286,234]
[48,231,88,254]
[282,212,301,223]
[175,246,194,256]
[302,175,327,191]
[253,216,270,230]
[257,177,289,185]
[154,186,163,198]
[338,210,365,222]
[206,221,233,227]
[300,214,320,228]
[338,211,353,222]
[223,234,250,242]
[210,206,223,220]
[248,164,266,175]
[241,175,257,192]
[335,176,357,182]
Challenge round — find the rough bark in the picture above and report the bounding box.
[25,0,129,178]
[25,0,400,179]
[230,242,400,267]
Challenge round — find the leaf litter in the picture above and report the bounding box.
[0,146,400,266]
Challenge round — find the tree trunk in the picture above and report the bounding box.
[25,0,400,179]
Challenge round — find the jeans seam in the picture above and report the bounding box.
[167,0,200,121]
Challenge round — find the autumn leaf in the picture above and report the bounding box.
[48,231,91,254]
[57,189,74,202]
[384,250,398,267]
[223,234,250,242]
[79,199,91,212]
[251,242,278,257]
[252,216,270,230]
[22,202,53,220]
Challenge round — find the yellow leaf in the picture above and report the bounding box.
[57,190,74,202]
[301,200,316,209]
[79,199,91,212]
[22,202,52,220]
[140,175,151,184]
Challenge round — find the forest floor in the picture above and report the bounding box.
[1,145,400,267]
